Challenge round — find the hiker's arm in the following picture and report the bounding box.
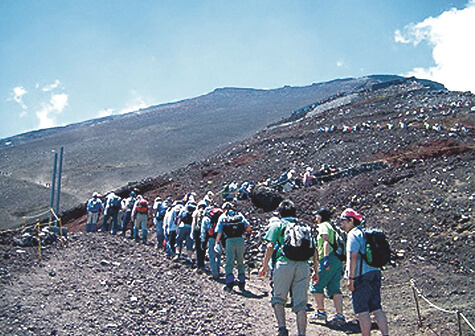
[258,242,274,277]
[215,232,222,245]
[347,251,358,291]
[242,215,251,233]
[322,234,330,256]
[311,248,319,284]
[321,233,331,270]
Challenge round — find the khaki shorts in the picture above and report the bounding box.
[272,259,310,312]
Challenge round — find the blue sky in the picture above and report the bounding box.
[1,0,474,139]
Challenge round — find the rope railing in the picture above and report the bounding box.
[0,208,60,234]
[410,279,474,335]
[0,207,65,257]
[21,207,52,221]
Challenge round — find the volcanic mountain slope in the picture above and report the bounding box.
[98,80,474,333]
[0,75,443,229]
[0,80,473,336]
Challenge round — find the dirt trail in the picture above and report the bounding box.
[0,233,347,335]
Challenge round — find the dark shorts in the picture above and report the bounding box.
[351,270,382,314]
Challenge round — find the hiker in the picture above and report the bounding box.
[86,192,103,232]
[258,200,318,336]
[310,208,345,325]
[340,208,389,336]
[215,202,251,291]
[131,195,150,243]
[183,192,196,204]
[191,201,207,270]
[121,191,137,236]
[201,206,224,280]
[202,191,214,206]
[153,196,169,249]
[176,199,197,262]
[163,200,184,257]
[302,167,316,187]
[221,183,235,202]
[100,192,122,234]
[276,169,297,192]
[236,181,253,200]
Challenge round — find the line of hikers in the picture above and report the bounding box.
[86,190,250,285]
[86,191,390,336]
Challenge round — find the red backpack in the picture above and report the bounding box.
[136,199,149,214]
[207,208,224,237]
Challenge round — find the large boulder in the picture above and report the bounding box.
[250,185,283,212]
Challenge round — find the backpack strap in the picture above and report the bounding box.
[357,226,366,277]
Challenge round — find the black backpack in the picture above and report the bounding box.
[282,219,315,261]
[109,196,121,209]
[221,215,246,238]
[360,228,391,268]
[328,222,347,262]
[180,203,196,225]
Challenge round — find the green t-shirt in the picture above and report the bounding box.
[316,221,335,261]
[264,216,293,262]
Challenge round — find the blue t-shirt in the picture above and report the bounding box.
[346,226,380,277]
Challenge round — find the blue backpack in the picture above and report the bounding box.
[87,199,102,213]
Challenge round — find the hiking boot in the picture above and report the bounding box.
[238,282,245,291]
[223,284,234,292]
[276,326,289,336]
[314,310,327,321]
[328,315,346,326]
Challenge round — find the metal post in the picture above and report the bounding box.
[50,151,58,212]
[37,222,42,260]
[412,285,423,328]
[54,147,64,225]
[457,311,462,336]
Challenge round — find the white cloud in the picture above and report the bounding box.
[35,93,69,129]
[394,29,411,44]
[395,0,475,93]
[118,90,148,114]
[42,80,61,92]
[336,61,344,67]
[96,108,115,118]
[51,93,68,110]
[10,86,28,110]
[95,91,149,118]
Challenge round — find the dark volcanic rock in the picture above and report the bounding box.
[250,185,283,212]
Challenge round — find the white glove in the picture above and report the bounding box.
[214,243,223,255]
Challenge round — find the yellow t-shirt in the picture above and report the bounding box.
[316,221,335,261]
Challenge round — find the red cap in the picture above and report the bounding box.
[340,208,362,222]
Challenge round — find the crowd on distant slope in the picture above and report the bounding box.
[85,166,391,336]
